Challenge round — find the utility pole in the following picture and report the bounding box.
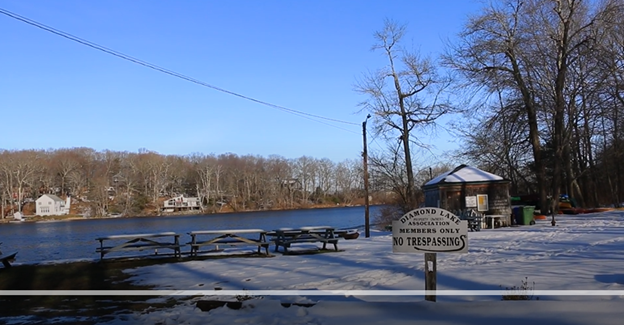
[363,114,371,238]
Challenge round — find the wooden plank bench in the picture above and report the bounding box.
[96,232,183,260]
[267,226,340,253]
[188,229,269,256]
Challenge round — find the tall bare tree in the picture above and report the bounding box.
[0,150,41,213]
[52,148,82,196]
[444,0,615,223]
[316,158,335,201]
[356,19,452,210]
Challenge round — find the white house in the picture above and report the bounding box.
[36,194,71,216]
[163,195,201,212]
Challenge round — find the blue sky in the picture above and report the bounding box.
[0,0,484,162]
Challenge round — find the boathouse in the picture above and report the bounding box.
[422,165,512,227]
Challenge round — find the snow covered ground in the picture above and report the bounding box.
[12,210,624,324]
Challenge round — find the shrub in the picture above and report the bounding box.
[372,204,405,230]
[501,277,538,300]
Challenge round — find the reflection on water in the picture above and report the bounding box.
[0,206,383,265]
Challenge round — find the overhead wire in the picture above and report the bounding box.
[367,129,386,152]
[0,7,360,134]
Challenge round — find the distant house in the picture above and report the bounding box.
[36,194,71,216]
[163,195,201,212]
[281,178,302,191]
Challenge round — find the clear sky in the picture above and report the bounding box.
[0,0,485,162]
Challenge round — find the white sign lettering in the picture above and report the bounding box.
[392,208,468,253]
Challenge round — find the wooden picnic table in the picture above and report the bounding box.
[267,226,340,253]
[96,232,182,260]
[188,229,269,256]
[485,215,507,229]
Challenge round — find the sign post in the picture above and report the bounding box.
[424,252,436,301]
[392,207,468,302]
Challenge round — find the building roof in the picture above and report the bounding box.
[37,194,65,202]
[424,164,504,186]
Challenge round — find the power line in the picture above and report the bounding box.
[0,7,359,131]
[369,132,387,152]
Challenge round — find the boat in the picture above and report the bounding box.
[10,212,24,223]
[0,243,18,268]
[338,230,360,240]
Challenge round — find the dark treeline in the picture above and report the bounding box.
[355,0,624,219]
[0,148,393,218]
[442,0,624,210]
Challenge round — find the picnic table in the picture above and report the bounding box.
[188,229,269,256]
[485,215,507,229]
[267,226,340,253]
[96,232,182,260]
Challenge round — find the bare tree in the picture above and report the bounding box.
[591,0,624,206]
[368,143,409,207]
[0,146,383,217]
[52,148,82,196]
[356,19,452,210]
[38,151,57,195]
[0,150,15,218]
[457,89,536,194]
[334,159,361,205]
[0,150,41,213]
[444,0,549,213]
[119,152,142,215]
[147,153,171,214]
[444,0,613,223]
[265,155,293,208]
[316,158,335,202]
[191,153,215,212]
[294,156,316,205]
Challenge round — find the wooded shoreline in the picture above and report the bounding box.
[0,203,373,224]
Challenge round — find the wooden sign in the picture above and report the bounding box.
[392,208,468,253]
[391,208,469,302]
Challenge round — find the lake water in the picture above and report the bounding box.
[0,205,383,265]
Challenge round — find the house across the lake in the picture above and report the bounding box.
[36,194,71,216]
[162,195,201,212]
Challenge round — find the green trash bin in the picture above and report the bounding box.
[518,206,535,225]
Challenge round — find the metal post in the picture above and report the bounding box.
[363,114,371,238]
[425,252,437,301]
